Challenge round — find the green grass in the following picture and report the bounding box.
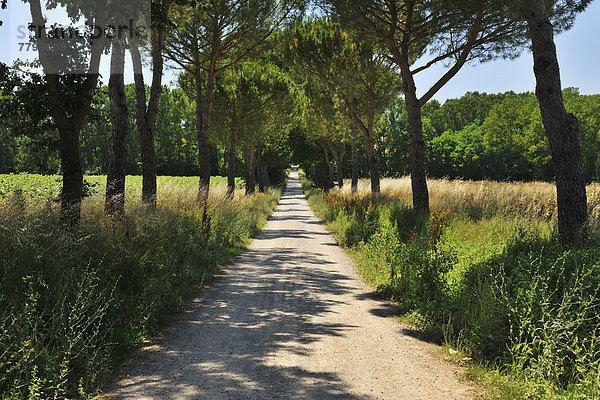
[0,174,244,203]
[0,175,280,399]
[300,172,600,400]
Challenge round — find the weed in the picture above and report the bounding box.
[0,175,280,398]
[301,174,600,399]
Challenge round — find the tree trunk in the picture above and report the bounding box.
[256,153,265,193]
[28,0,104,227]
[337,145,346,189]
[58,122,84,226]
[405,91,430,213]
[105,40,129,215]
[345,97,379,193]
[133,105,157,207]
[323,144,334,191]
[263,166,270,188]
[329,161,335,191]
[227,126,238,198]
[245,144,255,195]
[524,0,588,245]
[351,121,359,192]
[336,160,343,189]
[367,90,381,194]
[145,16,166,204]
[310,164,315,177]
[130,32,164,208]
[197,71,216,202]
[363,133,380,194]
[137,122,157,207]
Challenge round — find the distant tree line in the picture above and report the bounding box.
[3,82,599,186]
[0,81,205,176]
[291,88,599,185]
[0,76,291,181]
[378,89,600,183]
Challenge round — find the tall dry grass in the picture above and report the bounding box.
[337,177,600,223]
[0,178,280,399]
[304,174,600,399]
[79,177,252,217]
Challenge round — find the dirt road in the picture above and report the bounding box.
[104,172,474,400]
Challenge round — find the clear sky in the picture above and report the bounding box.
[1,2,599,103]
[414,1,600,102]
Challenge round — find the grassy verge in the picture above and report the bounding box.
[0,174,244,203]
[0,175,281,399]
[300,173,600,400]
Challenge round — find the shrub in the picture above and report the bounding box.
[302,176,600,398]
[369,205,456,311]
[0,184,280,399]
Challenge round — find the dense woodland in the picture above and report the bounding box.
[1,0,600,398]
[3,84,600,184]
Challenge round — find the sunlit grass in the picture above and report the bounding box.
[0,174,280,399]
[335,177,600,225]
[302,173,600,400]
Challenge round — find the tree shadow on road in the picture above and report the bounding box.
[105,246,372,399]
[104,178,381,399]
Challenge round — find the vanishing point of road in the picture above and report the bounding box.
[104,171,474,400]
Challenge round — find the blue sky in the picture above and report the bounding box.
[414,1,600,102]
[1,2,598,103]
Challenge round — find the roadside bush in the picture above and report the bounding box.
[0,187,280,399]
[499,243,600,387]
[302,175,600,399]
[366,205,456,312]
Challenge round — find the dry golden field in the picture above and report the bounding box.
[334,177,600,223]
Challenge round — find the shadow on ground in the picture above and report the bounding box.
[107,179,377,399]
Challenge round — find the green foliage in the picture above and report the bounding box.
[286,18,400,187]
[326,0,530,116]
[148,85,202,176]
[0,178,280,399]
[211,59,298,177]
[302,176,600,399]
[0,66,60,174]
[0,80,200,176]
[378,89,600,182]
[164,0,303,75]
[324,192,380,246]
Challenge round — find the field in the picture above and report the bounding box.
[345,177,600,222]
[0,174,280,399]
[0,174,243,204]
[302,174,600,400]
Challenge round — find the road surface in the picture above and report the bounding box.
[103,171,474,400]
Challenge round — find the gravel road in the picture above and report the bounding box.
[103,171,474,400]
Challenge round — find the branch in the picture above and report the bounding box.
[418,11,484,106]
